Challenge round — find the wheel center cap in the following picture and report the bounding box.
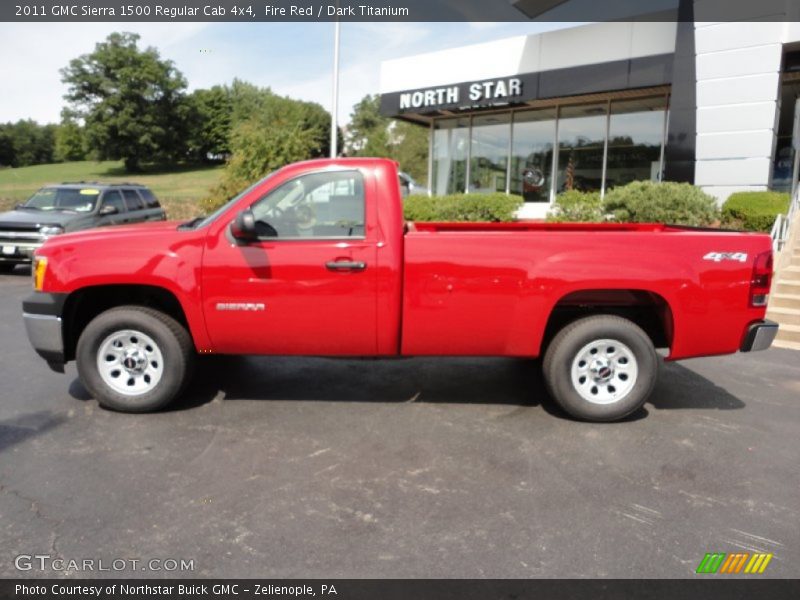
[590,358,614,382]
[122,349,146,373]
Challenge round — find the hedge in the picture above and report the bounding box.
[404,193,523,222]
[547,181,720,226]
[721,191,790,232]
[603,181,719,226]
[547,190,604,222]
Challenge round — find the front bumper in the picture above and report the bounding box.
[0,235,45,263]
[22,292,68,372]
[740,319,779,352]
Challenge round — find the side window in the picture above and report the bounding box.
[250,171,365,239]
[123,189,144,211]
[100,190,125,214]
[138,188,161,208]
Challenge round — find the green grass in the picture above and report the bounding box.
[0,160,224,220]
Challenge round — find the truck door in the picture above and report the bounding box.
[201,169,378,355]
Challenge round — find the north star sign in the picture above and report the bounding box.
[398,77,523,111]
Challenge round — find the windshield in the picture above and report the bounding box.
[24,187,100,213]
[191,172,276,229]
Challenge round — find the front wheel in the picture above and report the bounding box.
[543,315,659,422]
[76,306,195,412]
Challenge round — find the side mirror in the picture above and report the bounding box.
[230,209,258,241]
[99,205,118,215]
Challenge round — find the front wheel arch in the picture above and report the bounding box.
[62,284,193,362]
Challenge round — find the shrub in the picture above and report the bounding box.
[403,193,523,222]
[547,190,604,222]
[721,191,790,232]
[603,181,719,226]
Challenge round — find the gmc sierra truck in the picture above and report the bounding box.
[22,158,778,421]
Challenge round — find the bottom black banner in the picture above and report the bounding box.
[2,579,800,600]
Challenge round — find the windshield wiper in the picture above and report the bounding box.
[178,216,205,230]
[15,205,42,210]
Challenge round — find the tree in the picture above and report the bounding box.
[61,32,190,172]
[347,94,389,156]
[0,120,57,167]
[187,86,233,161]
[54,110,88,162]
[202,84,331,211]
[0,125,14,167]
[346,94,428,183]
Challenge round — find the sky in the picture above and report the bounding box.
[0,21,575,126]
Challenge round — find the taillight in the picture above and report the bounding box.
[750,250,773,307]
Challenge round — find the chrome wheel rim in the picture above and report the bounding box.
[570,338,638,405]
[97,329,164,396]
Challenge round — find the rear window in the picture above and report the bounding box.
[138,188,161,208]
[123,189,144,211]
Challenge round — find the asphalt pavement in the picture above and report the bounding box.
[1,266,798,578]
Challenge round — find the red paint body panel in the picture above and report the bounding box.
[35,158,772,362]
[401,226,768,359]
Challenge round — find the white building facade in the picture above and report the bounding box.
[379,2,800,219]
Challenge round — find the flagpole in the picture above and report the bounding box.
[330,18,341,158]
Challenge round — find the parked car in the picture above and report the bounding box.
[0,183,165,271]
[22,158,777,421]
[399,171,429,198]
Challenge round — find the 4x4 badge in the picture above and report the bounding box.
[703,252,748,263]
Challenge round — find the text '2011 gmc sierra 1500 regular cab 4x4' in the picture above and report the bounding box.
[23,158,778,421]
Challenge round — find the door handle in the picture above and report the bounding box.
[326,260,367,271]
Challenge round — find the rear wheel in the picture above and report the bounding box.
[76,306,194,412]
[543,315,658,422]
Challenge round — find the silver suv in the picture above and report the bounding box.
[0,183,166,271]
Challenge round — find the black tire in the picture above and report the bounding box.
[76,306,195,412]
[543,315,658,422]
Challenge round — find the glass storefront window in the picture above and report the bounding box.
[469,114,511,193]
[771,80,800,193]
[510,108,556,203]
[429,94,669,201]
[606,97,667,189]
[556,104,607,193]
[432,118,469,195]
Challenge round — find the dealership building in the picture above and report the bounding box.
[379,6,800,218]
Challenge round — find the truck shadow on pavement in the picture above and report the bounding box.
[67,355,746,420]
[67,356,745,419]
[0,411,68,453]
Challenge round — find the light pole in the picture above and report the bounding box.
[330,19,341,158]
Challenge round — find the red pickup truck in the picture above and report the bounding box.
[23,158,778,421]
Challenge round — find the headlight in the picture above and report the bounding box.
[39,225,64,237]
[33,256,48,291]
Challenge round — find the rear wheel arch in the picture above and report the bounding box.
[541,288,674,356]
[62,284,194,362]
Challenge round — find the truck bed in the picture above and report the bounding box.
[401,222,771,359]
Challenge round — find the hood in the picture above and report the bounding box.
[0,208,79,229]
[40,220,190,251]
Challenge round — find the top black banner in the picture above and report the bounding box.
[2,0,800,22]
